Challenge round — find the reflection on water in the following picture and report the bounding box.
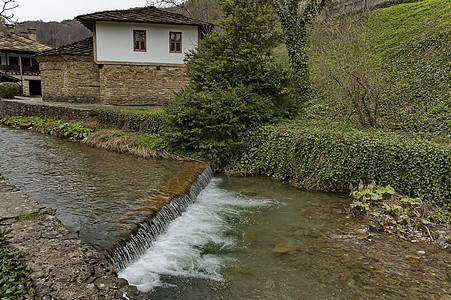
[0,126,195,251]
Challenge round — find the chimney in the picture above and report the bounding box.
[27,28,37,41]
[6,24,16,35]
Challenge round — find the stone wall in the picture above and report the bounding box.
[37,55,101,104]
[37,54,188,106]
[327,0,421,17]
[0,98,94,122]
[99,64,187,106]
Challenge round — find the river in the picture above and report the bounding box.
[1,126,450,299]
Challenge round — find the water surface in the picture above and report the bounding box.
[121,176,451,299]
[0,126,196,251]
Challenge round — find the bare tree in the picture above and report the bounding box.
[1,0,18,21]
[308,12,384,127]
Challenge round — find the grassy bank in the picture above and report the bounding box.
[0,116,93,139]
[81,130,188,161]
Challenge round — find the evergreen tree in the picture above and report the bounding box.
[164,0,298,166]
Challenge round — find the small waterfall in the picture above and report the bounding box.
[109,166,214,271]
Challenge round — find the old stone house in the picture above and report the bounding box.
[0,25,52,96]
[35,6,213,105]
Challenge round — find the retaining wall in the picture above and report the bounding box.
[0,98,94,122]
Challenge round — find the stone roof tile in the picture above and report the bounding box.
[0,33,52,53]
[76,6,213,32]
[35,37,93,56]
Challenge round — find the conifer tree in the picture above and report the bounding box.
[164,0,298,166]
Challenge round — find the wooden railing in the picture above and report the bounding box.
[0,65,40,74]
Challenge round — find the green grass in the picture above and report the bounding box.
[370,0,451,138]
[370,0,451,55]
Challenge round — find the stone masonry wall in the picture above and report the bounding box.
[37,55,188,106]
[37,55,100,104]
[0,98,94,122]
[99,64,188,106]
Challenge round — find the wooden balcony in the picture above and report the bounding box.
[0,64,40,75]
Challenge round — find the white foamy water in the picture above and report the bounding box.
[118,177,276,292]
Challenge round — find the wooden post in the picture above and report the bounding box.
[19,53,23,95]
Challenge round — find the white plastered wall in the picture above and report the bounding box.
[95,21,199,65]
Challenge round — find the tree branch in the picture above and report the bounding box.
[1,0,18,21]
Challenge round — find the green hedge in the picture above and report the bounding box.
[236,121,450,207]
[0,82,20,99]
[91,108,164,134]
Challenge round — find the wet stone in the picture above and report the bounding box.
[272,242,296,254]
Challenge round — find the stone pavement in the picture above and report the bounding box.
[0,176,147,300]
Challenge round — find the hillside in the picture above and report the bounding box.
[370,0,450,137]
[307,0,450,140]
[16,19,91,48]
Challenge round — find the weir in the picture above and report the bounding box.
[109,166,214,271]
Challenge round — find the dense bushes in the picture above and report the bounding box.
[165,86,279,164]
[91,108,164,134]
[0,82,20,99]
[235,120,450,207]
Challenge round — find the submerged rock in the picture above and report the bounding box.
[272,242,296,254]
[355,228,371,240]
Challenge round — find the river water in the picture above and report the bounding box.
[0,126,195,251]
[1,126,450,299]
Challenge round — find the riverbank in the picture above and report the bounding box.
[0,176,146,299]
[0,99,450,298]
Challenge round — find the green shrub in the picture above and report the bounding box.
[0,234,35,299]
[91,108,164,134]
[164,86,276,165]
[0,82,20,99]
[0,116,93,139]
[235,120,451,207]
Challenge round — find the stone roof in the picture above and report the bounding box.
[76,6,213,32]
[35,37,93,57]
[0,33,52,53]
